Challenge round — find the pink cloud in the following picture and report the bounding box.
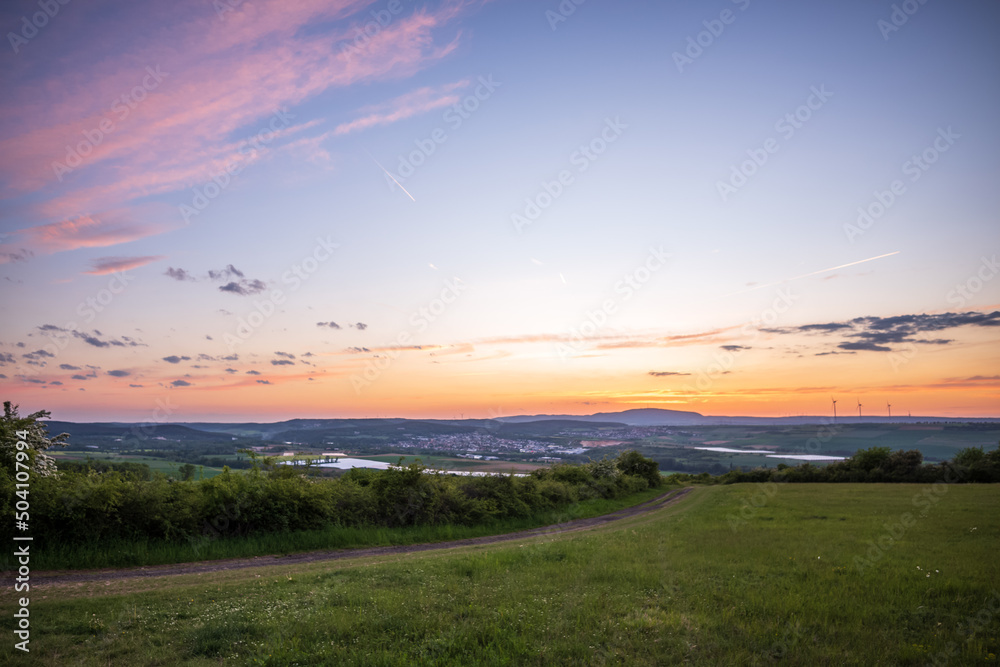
[1,0,470,250]
[83,255,167,276]
[333,80,469,136]
[11,214,169,256]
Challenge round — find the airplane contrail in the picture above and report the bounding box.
[364,149,415,202]
[724,251,901,297]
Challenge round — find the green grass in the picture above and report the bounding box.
[50,452,229,479]
[15,486,669,571]
[3,484,998,665]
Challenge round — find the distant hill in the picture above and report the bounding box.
[497,408,1000,426]
[499,408,705,426]
[45,421,234,442]
[45,410,999,445]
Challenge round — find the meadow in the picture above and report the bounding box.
[48,451,228,480]
[634,423,1000,475]
[3,483,997,665]
[358,454,543,474]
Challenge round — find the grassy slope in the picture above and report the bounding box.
[2,484,998,665]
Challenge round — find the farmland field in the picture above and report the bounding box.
[4,484,997,665]
[48,452,229,479]
[358,454,544,473]
[635,423,1000,473]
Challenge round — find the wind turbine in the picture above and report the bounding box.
[886,401,892,419]
[831,397,837,422]
[857,398,863,419]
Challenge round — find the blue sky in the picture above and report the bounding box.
[1,0,998,421]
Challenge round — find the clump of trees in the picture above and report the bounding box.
[56,459,153,479]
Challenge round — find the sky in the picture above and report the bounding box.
[0,0,998,422]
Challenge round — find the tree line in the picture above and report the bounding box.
[665,445,1000,485]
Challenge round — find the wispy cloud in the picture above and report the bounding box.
[0,214,170,262]
[73,330,146,349]
[333,80,468,136]
[1,0,468,256]
[83,255,165,275]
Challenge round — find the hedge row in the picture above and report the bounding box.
[7,452,661,546]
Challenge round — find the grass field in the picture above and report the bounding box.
[639,423,1000,472]
[359,454,544,473]
[3,484,998,665]
[49,452,229,479]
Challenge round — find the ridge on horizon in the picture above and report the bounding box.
[45,406,1000,429]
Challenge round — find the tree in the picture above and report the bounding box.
[850,446,891,473]
[178,463,197,481]
[616,450,662,488]
[953,446,1000,483]
[882,449,923,480]
[953,447,986,468]
[1,401,69,478]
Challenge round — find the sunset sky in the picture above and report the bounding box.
[1,0,998,422]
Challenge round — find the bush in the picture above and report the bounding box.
[616,450,662,488]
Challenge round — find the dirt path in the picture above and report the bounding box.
[31,487,692,586]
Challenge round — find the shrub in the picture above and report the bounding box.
[616,450,662,488]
